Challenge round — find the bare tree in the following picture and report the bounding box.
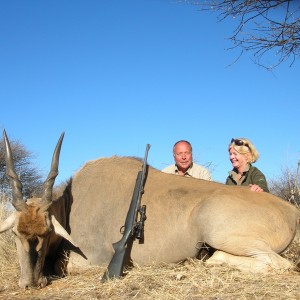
[0,138,43,199]
[269,160,300,208]
[188,0,300,69]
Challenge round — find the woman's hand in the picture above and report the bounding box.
[249,184,264,192]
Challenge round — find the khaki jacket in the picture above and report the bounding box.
[162,162,212,181]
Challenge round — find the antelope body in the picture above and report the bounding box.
[1,131,299,289]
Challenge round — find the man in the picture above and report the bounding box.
[162,140,213,260]
[162,140,212,180]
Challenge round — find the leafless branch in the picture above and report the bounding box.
[184,0,300,69]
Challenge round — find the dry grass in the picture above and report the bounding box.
[0,257,299,300]
[0,199,299,299]
[0,238,299,299]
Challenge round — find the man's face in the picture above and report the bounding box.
[173,142,192,171]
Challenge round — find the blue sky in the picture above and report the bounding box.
[1,0,299,185]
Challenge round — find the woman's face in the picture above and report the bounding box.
[229,146,249,170]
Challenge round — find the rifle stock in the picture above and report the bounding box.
[102,230,133,279]
[102,144,150,281]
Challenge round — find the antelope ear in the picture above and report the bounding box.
[0,212,17,233]
[51,215,77,247]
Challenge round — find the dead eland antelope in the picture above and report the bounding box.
[0,130,299,288]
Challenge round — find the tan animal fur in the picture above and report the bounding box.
[1,133,299,289]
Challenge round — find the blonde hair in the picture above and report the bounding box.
[229,138,260,163]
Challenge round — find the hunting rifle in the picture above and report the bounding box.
[102,144,151,281]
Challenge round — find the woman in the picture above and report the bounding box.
[226,138,269,192]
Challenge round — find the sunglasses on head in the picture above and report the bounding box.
[231,138,249,147]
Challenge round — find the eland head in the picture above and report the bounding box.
[0,130,75,288]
